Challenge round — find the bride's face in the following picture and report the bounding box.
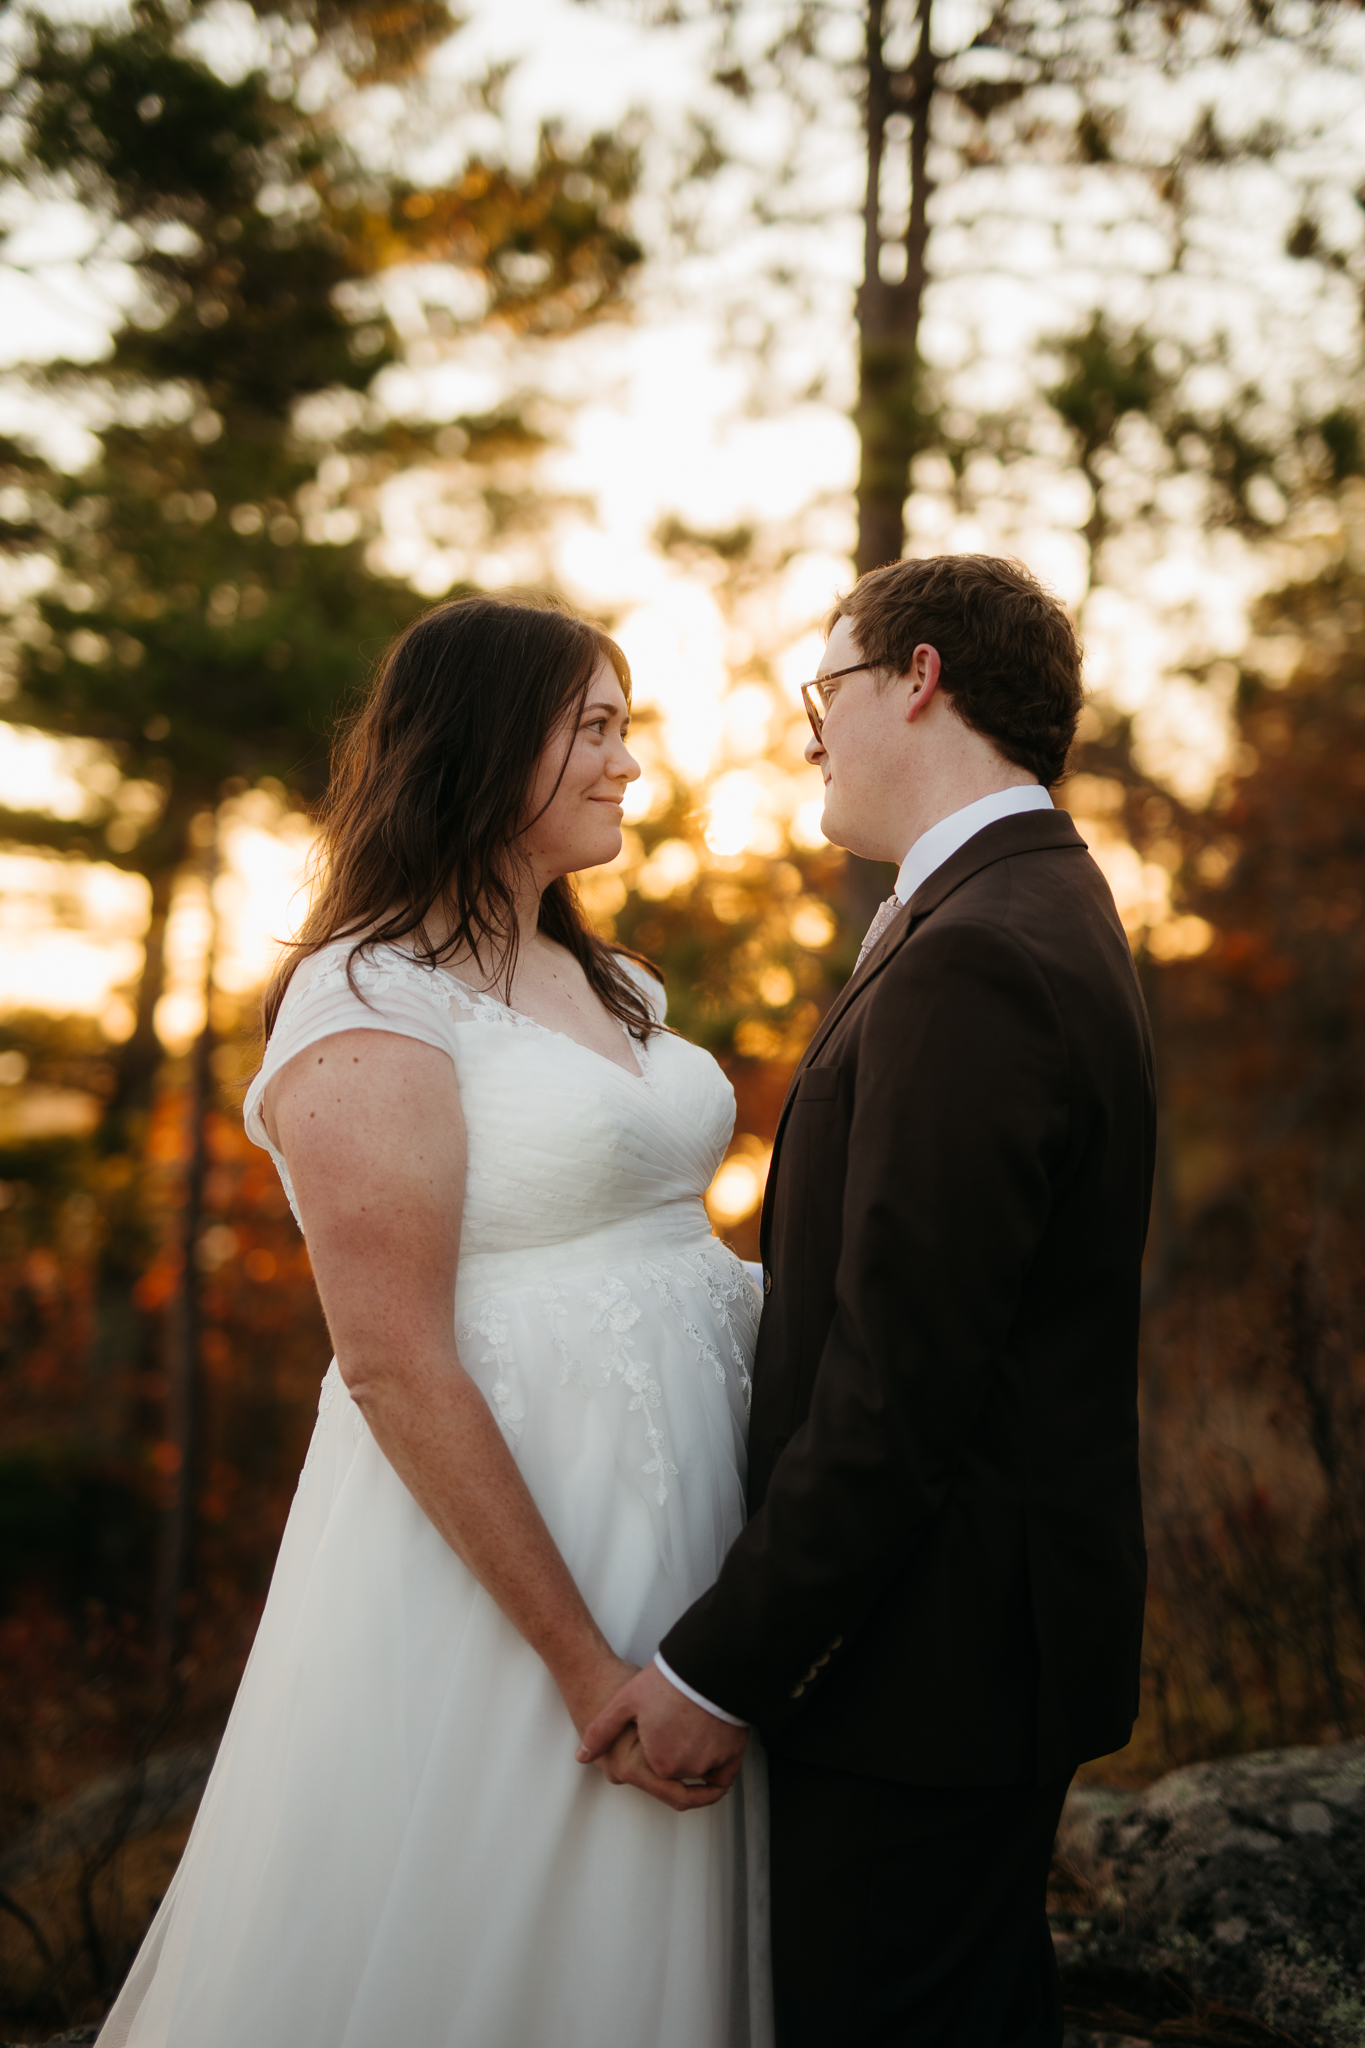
[520,658,640,879]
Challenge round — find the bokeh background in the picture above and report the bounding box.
[1,0,1364,2031]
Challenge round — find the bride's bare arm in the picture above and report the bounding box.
[268,1028,722,1810]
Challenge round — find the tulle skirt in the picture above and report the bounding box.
[98,1226,772,2048]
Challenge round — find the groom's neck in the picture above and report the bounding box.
[888,749,1039,870]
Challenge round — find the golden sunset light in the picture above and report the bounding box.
[3,0,1365,2033]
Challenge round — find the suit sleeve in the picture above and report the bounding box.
[659,917,1070,1730]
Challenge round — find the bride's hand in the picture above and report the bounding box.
[559,1651,640,1744]
[563,1653,728,1811]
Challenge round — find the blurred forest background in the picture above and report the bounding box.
[0,0,1363,2031]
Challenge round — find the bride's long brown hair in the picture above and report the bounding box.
[263,594,660,1041]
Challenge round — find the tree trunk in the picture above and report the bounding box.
[155,837,218,1681]
[854,0,938,577]
[107,862,175,1134]
[843,0,941,922]
[89,808,197,1404]
[88,857,178,1410]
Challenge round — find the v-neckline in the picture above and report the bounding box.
[432,967,648,1083]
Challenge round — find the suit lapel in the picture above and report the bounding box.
[757,809,1087,1261]
[796,902,912,1070]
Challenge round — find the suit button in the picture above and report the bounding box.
[762,1269,772,1296]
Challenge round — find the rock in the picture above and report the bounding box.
[0,2033,101,2046]
[1054,1740,1365,2046]
[0,1742,217,1893]
[1063,2034,1153,2048]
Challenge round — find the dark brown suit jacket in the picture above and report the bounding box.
[660,809,1155,1786]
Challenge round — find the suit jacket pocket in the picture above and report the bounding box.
[794,1065,840,1102]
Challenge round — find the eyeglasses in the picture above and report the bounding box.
[799,662,876,742]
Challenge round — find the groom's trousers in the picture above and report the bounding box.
[766,1756,1072,2048]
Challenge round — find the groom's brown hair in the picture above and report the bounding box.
[828,554,1083,786]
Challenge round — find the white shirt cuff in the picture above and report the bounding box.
[653,1652,748,1727]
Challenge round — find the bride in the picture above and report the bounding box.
[98,595,772,2048]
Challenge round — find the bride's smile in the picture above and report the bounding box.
[519,661,640,881]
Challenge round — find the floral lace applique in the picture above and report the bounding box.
[300,1244,752,1509]
[296,946,460,1025]
[639,1259,727,1386]
[587,1277,678,1504]
[438,977,538,1030]
[535,1283,587,1391]
[435,972,655,1081]
[680,1249,758,1409]
[461,1300,526,1437]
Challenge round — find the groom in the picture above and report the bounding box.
[581,553,1155,2045]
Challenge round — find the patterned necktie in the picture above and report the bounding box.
[855,893,903,972]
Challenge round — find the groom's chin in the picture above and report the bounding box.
[819,809,873,861]
[814,801,845,851]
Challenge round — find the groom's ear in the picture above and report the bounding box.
[904,643,942,719]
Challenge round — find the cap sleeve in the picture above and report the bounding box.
[242,942,462,1226]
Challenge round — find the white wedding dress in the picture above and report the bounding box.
[98,940,772,2048]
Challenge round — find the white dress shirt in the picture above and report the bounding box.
[892,781,1052,904]
[654,779,1054,1725]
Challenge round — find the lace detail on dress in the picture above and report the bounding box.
[456,1270,688,1506]
[293,946,461,1027]
[679,1249,759,1410]
[587,1277,678,1504]
[536,1283,587,1392]
[467,1301,527,1437]
[639,1260,728,1386]
[436,974,538,1028]
[445,980,655,1082]
[454,1241,750,1507]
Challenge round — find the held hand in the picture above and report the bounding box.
[563,1655,730,1810]
[595,1726,730,1812]
[577,1663,747,1790]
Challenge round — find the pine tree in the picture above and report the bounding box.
[0,0,642,1121]
[0,0,645,1695]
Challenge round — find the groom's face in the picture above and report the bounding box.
[805,619,914,862]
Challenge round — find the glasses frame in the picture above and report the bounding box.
[799,662,876,742]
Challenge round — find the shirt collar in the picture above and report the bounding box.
[894,784,1053,904]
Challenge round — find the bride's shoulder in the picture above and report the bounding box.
[273,934,375,1016]
[247,937,463,1157]
[270,935,460,1045]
